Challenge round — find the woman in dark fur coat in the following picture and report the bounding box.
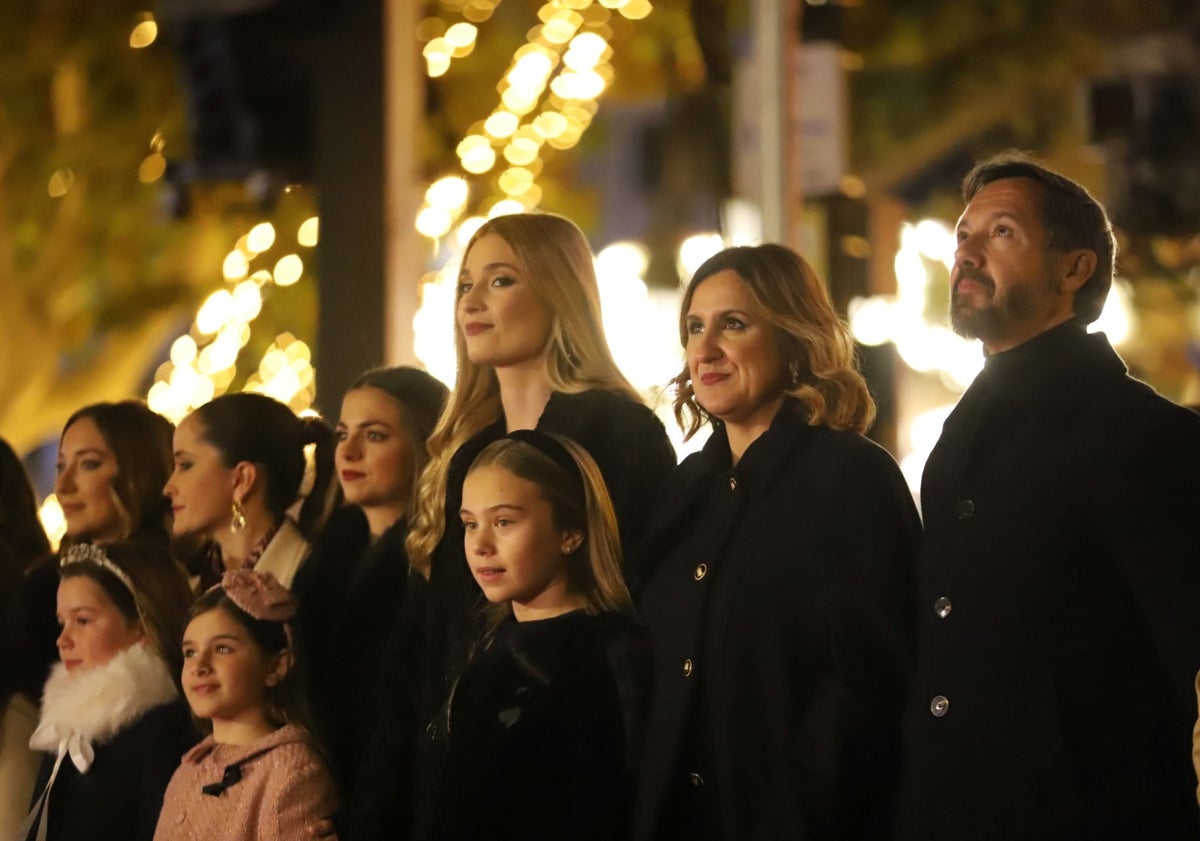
[291,367,447,818]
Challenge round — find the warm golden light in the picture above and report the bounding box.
[274,254,304,286]
[47,168,74,198]
[246,222,276,253]
[484,111,520,139]
[129,18,158,49]
[137,153,166,183]
[416,206,454,239]
[297,216,319,247]
[222,250,249,281]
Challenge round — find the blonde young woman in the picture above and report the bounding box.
[353,213,674,841]
[409,212,674,707]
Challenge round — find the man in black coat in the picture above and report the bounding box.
[898,152,1200,840]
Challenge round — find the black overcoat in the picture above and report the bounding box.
[634,406,920,840]
[898,322,1200,841]
[431,610,649,841]
[25,700,196,841]
[293,505,414,803]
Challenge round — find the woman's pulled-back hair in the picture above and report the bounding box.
[671,244,876,439]
[58,541,193,680]
[406,212,640,577]
[346,367,449,515]
[191,393,337,538]
[467,433,632,630]
[59,401,174,547]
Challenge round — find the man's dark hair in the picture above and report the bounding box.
[962,152,1117,324]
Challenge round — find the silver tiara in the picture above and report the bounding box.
[60,543,137,597]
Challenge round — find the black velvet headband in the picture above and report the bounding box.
[505,429,583,488]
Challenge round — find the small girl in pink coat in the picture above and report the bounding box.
[154,570,336,841]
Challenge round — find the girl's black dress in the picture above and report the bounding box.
[432,609,648,841]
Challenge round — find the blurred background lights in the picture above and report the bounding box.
[129,15,157,49]
[416,205,455,239]
[426,175,470,210]
[444,22,478,49]
[47,168,74,198]
[297,216,319,247]
[273,254,303,286]
[138,153,166,183]
[677,232,725,281]
[232,280,264,321]
[169,335,198,367]
[196,289,234,335]
[456,216,487,246]
[222,249,249,281]
[38,496,66,551]
[484,111,520,138]
[487,198,525,217]
[246,221,276,253]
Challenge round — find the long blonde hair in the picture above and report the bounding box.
[406,213,640,577]
[671,243,875,438]
[468,433,632,626]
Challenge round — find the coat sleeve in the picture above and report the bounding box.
[557,398,677,585]
[265,745,339,840]
[1100,405,1200,754]
[136,707,200,841]
[793,441,919,838]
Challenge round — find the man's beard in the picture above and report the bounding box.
[949,267,1054,345]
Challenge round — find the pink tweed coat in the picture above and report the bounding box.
[153,724,336,841]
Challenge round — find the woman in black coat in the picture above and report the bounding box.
[292,366,447,811]
[634,244,920,840]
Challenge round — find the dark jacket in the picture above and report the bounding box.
[432,610,649,841]
[898,321,1200,841]
[293,505,414,804]
[26,700,196,841]
[634,406,920,841]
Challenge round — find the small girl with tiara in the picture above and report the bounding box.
[153,570,336,841]
[426,430,649,840]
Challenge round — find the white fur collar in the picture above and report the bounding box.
[30,644,177,766]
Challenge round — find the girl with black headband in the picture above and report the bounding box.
[425,431,649,841]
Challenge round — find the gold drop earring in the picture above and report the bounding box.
[231,499,247,534]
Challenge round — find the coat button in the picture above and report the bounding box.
[934,596,952,618]
[688,772,704,787]
[694,563,707,581]
[930,695,950,717]
[682,658,694,677]
[728,476,738,491]
[956,499,975,519]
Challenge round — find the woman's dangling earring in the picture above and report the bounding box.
[231,499,247,534]
[788,360,802,386]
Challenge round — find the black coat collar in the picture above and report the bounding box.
[954,322,1127,428]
